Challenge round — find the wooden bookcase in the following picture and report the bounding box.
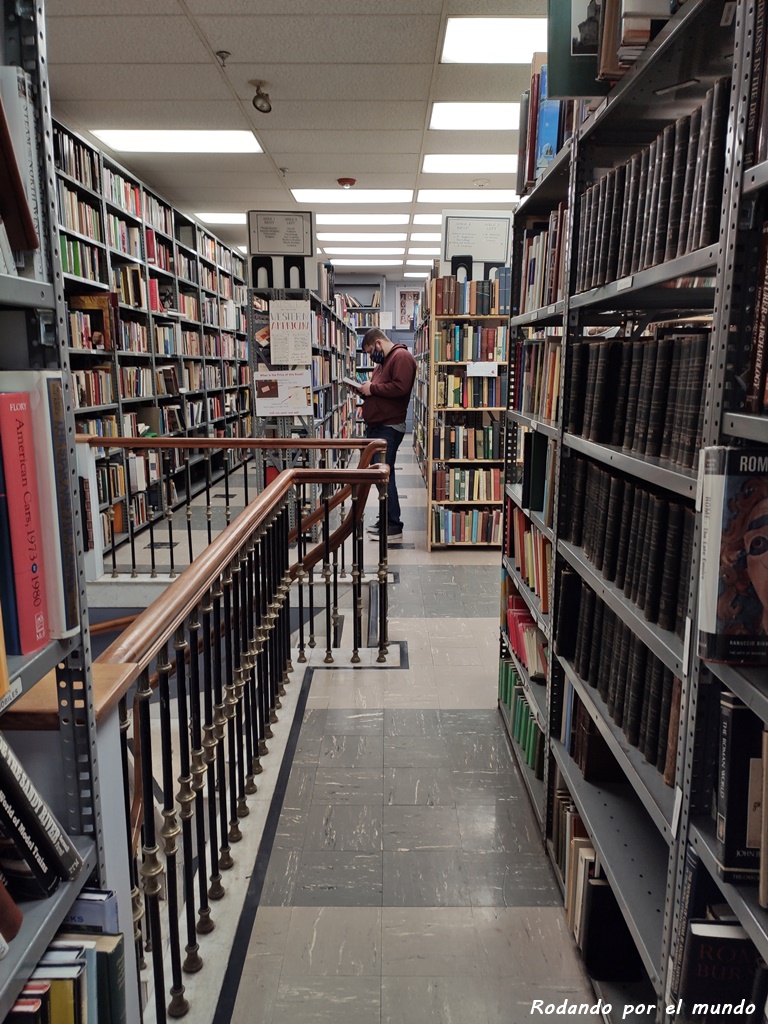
[52,120,252,554]
[419,278,508,551]
[498,0,768,1018]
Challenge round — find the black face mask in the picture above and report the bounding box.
[370,349,385,364]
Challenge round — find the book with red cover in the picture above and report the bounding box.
[0,392,48,653]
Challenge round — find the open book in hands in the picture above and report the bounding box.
[342,376,363,392]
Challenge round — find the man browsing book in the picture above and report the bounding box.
[356,328,416,539]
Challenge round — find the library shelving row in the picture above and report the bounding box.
[412,277,509,551]
[53,119,253,553]
[0,1,136,1017]
[498,0,768,1018]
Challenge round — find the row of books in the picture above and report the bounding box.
[744,219,768,414]
[56,180,101,242]
[517,203,568,314]
[564,455,695,639]
[574,78,729,293]
[433,324,508,364]
[512,335,562,422]
[59,237,101,282]
[431,418,503,461]
[431,274,508,318]
[431,465,501,503]
[550,782,645,983]
[505,595,548,680]
[430,505,502,546]
[509,431,556,528]
[558,577,683,785]
[434,370,507,410]
[516,57,574,195]
[72,367,114,409]
[507,682,545,779]
[505,503,552,613]
[566,330,708,470]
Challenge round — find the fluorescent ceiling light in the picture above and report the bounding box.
[197,212,247,225]
[323,246,405,255]
[237,245,248,253]
[315,213,410,225]
[441,18,547,64]
[429,103,520,131]
[91,129,262,153]
[410,232,441,242]
[417,189,519,203]
[404,272,430,278]
[291,189,412,204]
[408,247,440,255]
[406,260,434,266]
[413,214,442,225]
[423,154,518,174]
[329,259,404,266]
[316,232,408,242]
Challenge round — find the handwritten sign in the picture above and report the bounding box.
[443,213,511,263]
[269,299,312,365]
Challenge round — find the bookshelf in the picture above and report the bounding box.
[417,277,509,551]
[498,0,768,1017]
[52,120,252,554]
[0,1,124,1015]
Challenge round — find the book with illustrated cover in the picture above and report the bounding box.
[698,446,768,665]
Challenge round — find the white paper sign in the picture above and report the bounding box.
[467,361,499,377]
[380,311,394,330]
[254,369,313,416]
[269,300,313,365]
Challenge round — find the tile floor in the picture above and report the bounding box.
[213,447,594,1024]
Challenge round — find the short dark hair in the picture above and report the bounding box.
[362,328,388,348]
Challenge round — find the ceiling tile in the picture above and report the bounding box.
[49,64,232,102]
[433,65,533,101]
[230,64,432,102]
[195,15,441,64]
[47,16,211,64]
[187,0,442,11]
[272,153,420,174]
[53,100,251,130]
[256,129,422,155]
[47,0,180,12]
[241,100,426,132]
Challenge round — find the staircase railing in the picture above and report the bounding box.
[90,452,389,1022]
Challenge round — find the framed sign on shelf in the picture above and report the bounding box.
[396,287,421,330]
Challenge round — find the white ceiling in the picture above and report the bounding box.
[45,0,543,279]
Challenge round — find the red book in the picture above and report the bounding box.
[0,392,49,652]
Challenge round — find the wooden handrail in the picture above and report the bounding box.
[95,463,388,703]
[76,435,380,451]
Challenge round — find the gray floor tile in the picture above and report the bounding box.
[383,850,471,907]
[448,734,514,772]
[293,852,383,906]
[273,809,309,850]
[323,709,384,735]
[282,767,316,812]
[384,736,449,768]
[231,968,281,1024]
[297,708,327,741]
[260,849,301,906]
[439,710,504,734]
[312,768,385,805]
[473,907,592,982]
[304,804,382,853]
[281,906,382,976]
[459,852,561,907]
[484,979,596,1024]
[382,806,461,851]
[382,907,483,975]
[292,737,323,766]
[384,767,454,807]
[456,803,542,855]
[271,977,380,1024]
[382,975,491,1024]
[384,709,442,738]
[449,770,521,803]
[318,734,384,769]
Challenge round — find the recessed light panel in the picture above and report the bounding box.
[197,213,247,225]
[410,232,441,242]
[408,247,441,255]
[323,247,405,255]
[292,189,412,204]
[404,272,430,278]
[329,259,404,266]
[413,214,443,225]
[429,103,520,131]
[441,18,547,64]
[316,214,410,225]
[423,154,518,174]
[92,130,262,153]
[316,233,408,242]
[417,189,519,203]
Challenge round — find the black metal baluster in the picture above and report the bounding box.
[185,450,194,566]
[205,449,213,546]
[243,536,258,793]
[377,483,388,662]
[332,519,340,648]
[173,624,202,974]
[351,489,361,664]
[222,559,241,844]
[280,504,292,690]
[201,588,224,900]
[107,452,118,579]
[323,495,333,663]
[136,666,171,1022]
[267,516,280,727]
[155,645,187,1017]
[164,450,176,579]
[148,447,158,579]
[125,449,138,578]
[118,696,145,997]
[339,495,347,580]
[242,447,249,506]
[223,453,231,526]
[252,530,266,775]
[295,494,307,663]
[187,608,213,936]
[232,550,249,820]
[306,483,316,649]
[211,573,233,870]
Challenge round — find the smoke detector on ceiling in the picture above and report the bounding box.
[337,178,356,189]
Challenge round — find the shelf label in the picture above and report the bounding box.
[616,276,634,291]
[467,361,498,377]
[0,678,22,715]
[530,310,539,320]
[721,1,736,25]
[672,786,683,838]
[548,304,556,315]
[683,615,692,676]
[531,419,539,431]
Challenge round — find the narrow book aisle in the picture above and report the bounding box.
[215,449,593,1024]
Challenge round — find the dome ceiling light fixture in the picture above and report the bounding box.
[337,178,356,189]
[249,80,272,113]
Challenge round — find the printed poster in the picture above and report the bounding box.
[254,369,313,417]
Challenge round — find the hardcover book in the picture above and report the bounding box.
[698,446,768,665]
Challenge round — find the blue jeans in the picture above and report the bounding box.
[365,424,405,529]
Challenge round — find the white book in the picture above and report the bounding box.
[0,217,17,275]
[76,440,105,582]
[0,66,47,281]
